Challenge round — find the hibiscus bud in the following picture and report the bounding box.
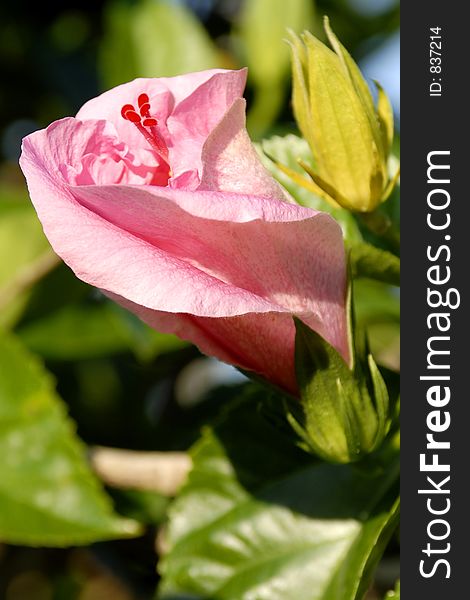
[19,68,350,396]
[289,18,397,213]
[293,317,390,464]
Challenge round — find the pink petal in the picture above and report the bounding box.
[76,69,240,122]
[199,98,286,200]
[166,69,247,179]
[107,297,302,393]
[23,117,158,187]
[68,183,346,334]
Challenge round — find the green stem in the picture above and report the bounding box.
[359,210,400,255]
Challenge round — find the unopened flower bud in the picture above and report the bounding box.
[289,18,398,213]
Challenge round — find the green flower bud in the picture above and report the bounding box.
[292,317,390,464]
[289,18,398,213]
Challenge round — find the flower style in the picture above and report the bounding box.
[20,68,349,394]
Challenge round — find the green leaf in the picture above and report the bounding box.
[0,330,141,545]
[240,0,314,136]
[100,0,221,88]
[258,134,363,244]
[353,280,400,372]
[350,243,400,286]
[110,489,170,526]
[240,0,313,87]
[0,192,57,328]
[18,302,186,362]
[99,1,140,88]
[159,395,399,600]
[353,280,399,326]
[132,0,220,77]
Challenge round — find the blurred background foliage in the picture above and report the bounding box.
[0,0,399,598]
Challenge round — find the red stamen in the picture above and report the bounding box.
[139,103,151,117]
[120,94,169,166]
[121,104,137,120]
[124,109,141,123]
[138,93,149,108]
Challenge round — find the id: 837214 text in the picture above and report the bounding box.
[429,26,443,97]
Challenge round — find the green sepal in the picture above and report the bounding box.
[374,80,395,156]
[381,164,401,203]
[323,16,384,163]
[294,297,390,464]
[287,30,316,153]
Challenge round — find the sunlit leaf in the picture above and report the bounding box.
[0,330,141,545]
[99,1,140,88]
[240,0,313,86]
[100,0,221,88]
[159,395,399,600]
[240,0,314,136]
